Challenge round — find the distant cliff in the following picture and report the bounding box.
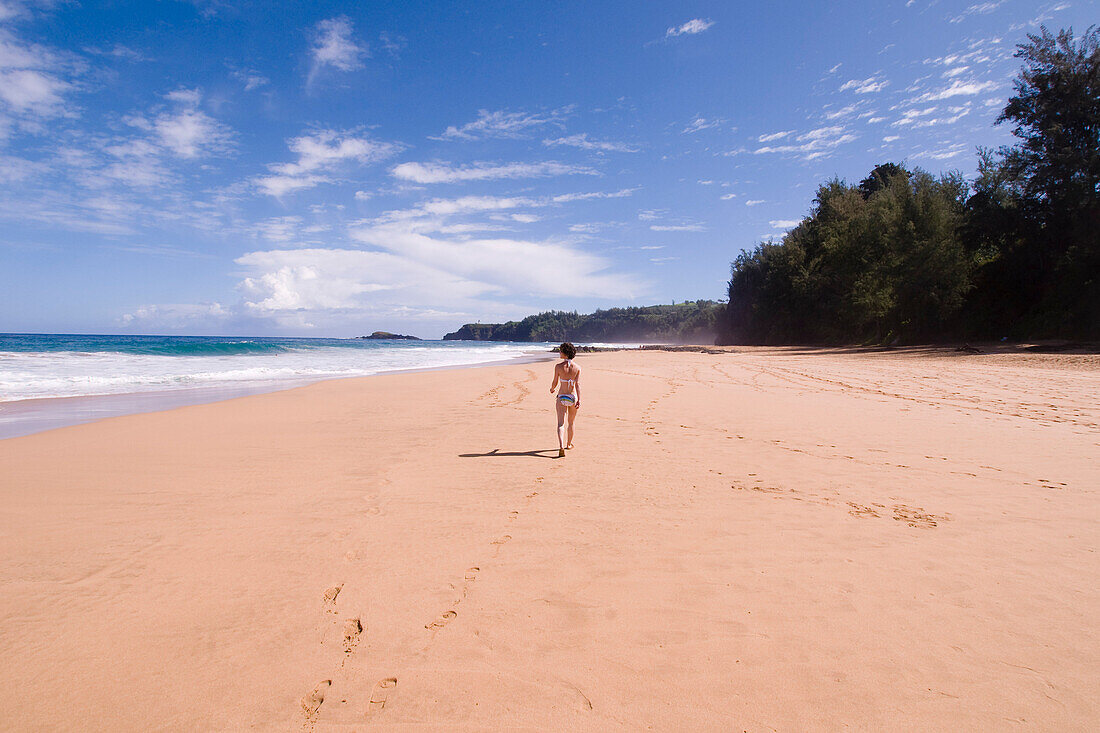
[443,302,722,343]
[359,331,421,340]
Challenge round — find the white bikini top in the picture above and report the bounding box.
[560,359,577,385]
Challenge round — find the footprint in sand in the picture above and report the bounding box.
[323,584,343,611]
[369,677,397,711]
[425,609,457,630]
[301,680,332,715]
[847,501,880,518]
[892,504,947,528]
[491,534,511,545]
[342,617,363,654]
[465,567,480,581]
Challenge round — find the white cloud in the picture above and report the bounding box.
[220,191,644,326]
[391,160,598,184]
[745,199,765,206]
[720,193,736,200]
[650,223,705,232]
[753,125,858,160]
[543,133,639,153]
[824,104,860,120]
[950,1,1005,23]
[757,130,793,142]
[309,16,366,82]
[914,79,997,102]
[770,219,800,228]
[682,115,722,134]
[120,302,228,328]
[551,187,636,203]
[0,28,74,123]
[127,89,234,159]
[891,103,970,128]
[256,129,401,197]
[231,68,269,90]
[665,19,714,38]
[839,75,889,94]
[911,143,967,160]
[435,108,565,141]
[347,227,638,301]
[253,216,304,243]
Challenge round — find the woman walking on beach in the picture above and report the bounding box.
[550,342,581,458]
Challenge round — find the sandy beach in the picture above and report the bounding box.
[1,347,1097,731]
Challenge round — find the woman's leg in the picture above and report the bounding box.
[555,400,568,454]
[566,405,577,448]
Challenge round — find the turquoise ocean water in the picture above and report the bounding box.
[0,333,563,439]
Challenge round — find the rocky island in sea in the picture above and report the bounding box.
[359,331,422,340]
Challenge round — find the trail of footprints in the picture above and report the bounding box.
[474,369,537,408]
[730,478,949,529]
[300,477,543,726]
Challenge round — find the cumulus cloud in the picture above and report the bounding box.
[220,193,644,329]
[390,160,598,184]
[223,189,642,327]
[542,133,639,153]
[348,226,638,300]
[434,108,566,141]
[665,19,714,38]
[308,16,366,83]
[770,219,800,228]
[255,129,402,197]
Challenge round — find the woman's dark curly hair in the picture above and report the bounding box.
[559,342,577,359]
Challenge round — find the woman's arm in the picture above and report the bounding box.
[549,366,559,393]
[574,370,580,407]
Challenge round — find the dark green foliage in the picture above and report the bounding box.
[723,166,971,344]
[444,301,724,343]
[988,25,1100,336]
[721,26,1100,344]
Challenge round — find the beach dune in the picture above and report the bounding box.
[1,348,1097,730]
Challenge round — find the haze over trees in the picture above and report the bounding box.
[720,26,1099,345]
[444,301,723,343]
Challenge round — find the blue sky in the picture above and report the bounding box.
[0,0,1091,337]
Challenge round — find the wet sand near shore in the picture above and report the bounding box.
[0,347,1097,730]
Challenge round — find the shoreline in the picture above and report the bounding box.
[0,348,557,441]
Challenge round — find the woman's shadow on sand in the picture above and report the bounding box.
[459,448,560,460]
